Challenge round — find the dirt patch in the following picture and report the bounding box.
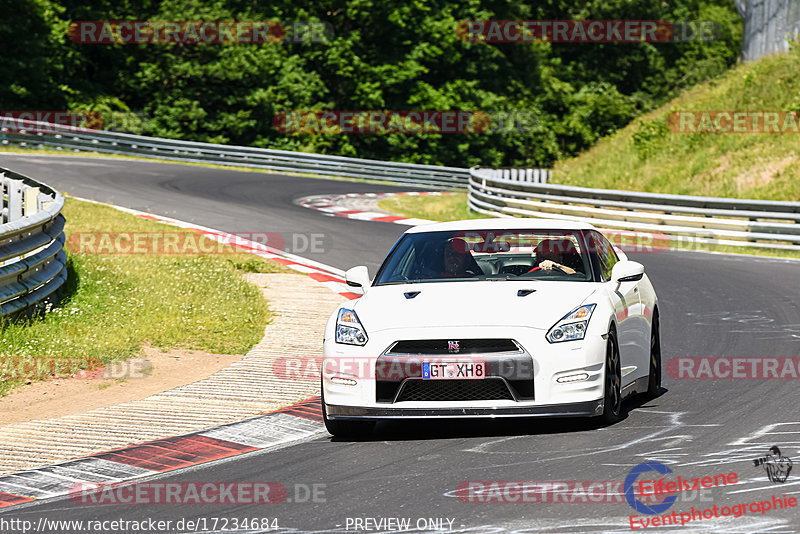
[0,345,242,425]
[735,154,796,193]
[712,154,732,177]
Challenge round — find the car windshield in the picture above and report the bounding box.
[374,230,594,285]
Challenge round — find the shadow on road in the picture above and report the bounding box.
[330,388,669,443]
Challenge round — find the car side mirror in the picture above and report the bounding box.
[611,260,644,283]
[345,266,371,291]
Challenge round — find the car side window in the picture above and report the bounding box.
[603,235,620,277]
[590,231,619,281]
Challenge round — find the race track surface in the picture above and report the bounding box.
[1,154,799,533]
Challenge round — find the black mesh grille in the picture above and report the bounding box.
[395,378,514,402]
[388,339,519,355]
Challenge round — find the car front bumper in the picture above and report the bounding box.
[323,325,609,418]
[324,398,604,420]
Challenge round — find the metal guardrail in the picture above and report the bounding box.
[468,166,800,252]
[3,120,797,253]
[1,120,545,190]
[0,167,67,318]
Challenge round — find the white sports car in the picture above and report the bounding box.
[321,219,660,436]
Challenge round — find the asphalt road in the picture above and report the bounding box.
[0,154,411,272]
[2,154,800,533]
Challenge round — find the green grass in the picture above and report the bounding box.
[378,193,482,222]
[0,198,289,397]
[553,44,800,201]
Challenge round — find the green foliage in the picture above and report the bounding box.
[631,117,669,160]
[554,43,800,201]
[1,0,742,167]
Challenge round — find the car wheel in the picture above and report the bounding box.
[646,310,662,398]
[599,328,622,425]
[321,390,375,437]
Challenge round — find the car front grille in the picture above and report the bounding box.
[386,338,520,356]
[394,378,514,402]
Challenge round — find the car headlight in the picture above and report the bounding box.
[546,304,596,343]
[335,308,368,346]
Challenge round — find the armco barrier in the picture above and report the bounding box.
[0,167,67,317]
[468,166,800,252]
[10,120,796,252]
[0,119,548,190]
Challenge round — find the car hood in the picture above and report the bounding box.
[353,281,599,332]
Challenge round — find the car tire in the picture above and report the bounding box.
[598,328,622,425]
[646,310,662,398]
[321,390,375,437]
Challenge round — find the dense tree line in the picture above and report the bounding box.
[1,0,741,167]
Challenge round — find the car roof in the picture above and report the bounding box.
[404,217,597,234]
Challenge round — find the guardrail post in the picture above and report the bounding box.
[24,186,40,217]
[7,178,24,222]
[38,192,52,211]
[1,174,5,223]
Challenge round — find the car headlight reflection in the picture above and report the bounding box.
[546,304,596,343]
[335,308,368,346]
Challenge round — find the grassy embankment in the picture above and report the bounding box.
[553,44,800,199]
[379,46,800,258]
[0,198,288,397]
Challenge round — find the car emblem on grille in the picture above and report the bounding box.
[448,340,460,353]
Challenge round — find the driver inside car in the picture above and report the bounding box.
[441,237,482,278]
[531,238,581,275]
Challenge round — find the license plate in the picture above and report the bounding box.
[422,361,485,380]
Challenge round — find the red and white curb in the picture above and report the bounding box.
[0,197,356,510]
[0,398,324,508]
[72,196,362,301]
[297,192,451,226]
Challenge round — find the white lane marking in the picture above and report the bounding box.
[728,479,800,494]
[731,422,800,446]
[460,410,689,470]
[347,211,395,220]
[0,458,156,499]
[200,413,323,448]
